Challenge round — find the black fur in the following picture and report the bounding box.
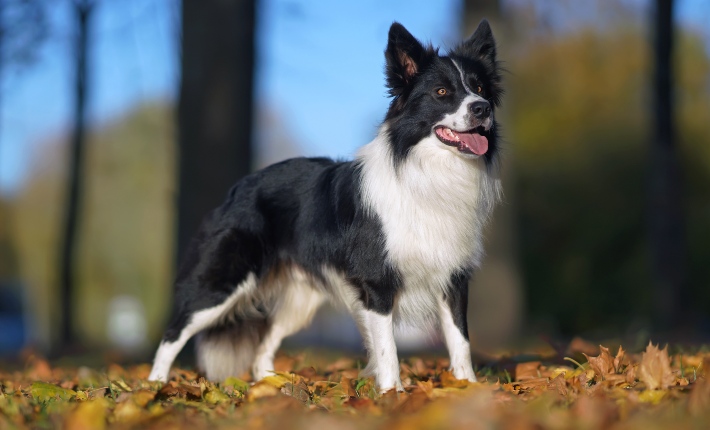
[153,20,504,384]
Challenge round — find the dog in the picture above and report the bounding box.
[149,19,502,392]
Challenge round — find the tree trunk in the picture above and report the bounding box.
[177,0,255,265]
[59,0,93,349]
[650,0,686,329]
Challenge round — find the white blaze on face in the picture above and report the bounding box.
[437,58,494,131]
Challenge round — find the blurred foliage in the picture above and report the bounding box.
[507,23,710,334]
[11,103,175,348]
[4,2,710,350]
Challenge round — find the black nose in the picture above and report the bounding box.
[470,100,491,119]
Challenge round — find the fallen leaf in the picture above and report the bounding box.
[113,400,144,424]
[638,342,674,390]
[31,382,76,402]
[515,361,542,381]
[64,399,107,430]
[584,345,615,379]
[204,389,231,404]
[439,370,469,388]
[131,390,157,407]
[247,382,280,401]
[639,389,666,404]
[178,383,203,399]
[223,376,250,393]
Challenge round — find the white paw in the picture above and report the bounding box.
[452,366,477,382]
[148,369,168,383]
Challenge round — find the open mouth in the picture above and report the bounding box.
[434,126,489,155]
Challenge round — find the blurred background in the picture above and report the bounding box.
[0,0,708,360]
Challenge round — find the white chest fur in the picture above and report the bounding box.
[357,131,500,324]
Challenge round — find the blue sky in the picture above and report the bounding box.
[1,0,708,195]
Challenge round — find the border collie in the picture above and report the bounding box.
[149,20,502,392]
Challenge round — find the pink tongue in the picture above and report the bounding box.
[457,131,488,155]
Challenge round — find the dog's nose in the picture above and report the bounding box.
[470,100,491,119]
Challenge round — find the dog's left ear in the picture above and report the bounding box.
[385,22,432,96]
[457,19,497,64]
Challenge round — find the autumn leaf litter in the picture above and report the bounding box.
[1,341,710,429]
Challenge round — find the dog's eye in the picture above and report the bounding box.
[436,88,447,96]
[476,85,483,94]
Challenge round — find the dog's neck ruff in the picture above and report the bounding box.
[357,127,501,306]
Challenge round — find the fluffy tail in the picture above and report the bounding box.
[195,319,268,381]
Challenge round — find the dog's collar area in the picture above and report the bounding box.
[434,126,489,155]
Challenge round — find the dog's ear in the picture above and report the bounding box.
[457,19,497,64]
[385,22,432,97]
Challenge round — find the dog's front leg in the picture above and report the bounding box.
[358,309,402,392]
[440,282,477,382]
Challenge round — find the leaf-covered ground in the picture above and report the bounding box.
[2,340,710,429]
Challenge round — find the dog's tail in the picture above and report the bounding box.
[195,318,268,381]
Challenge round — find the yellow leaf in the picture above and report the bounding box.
[131,390,156,407]
[638,389,666,404]
[31,382,76,402]
[223,376,250,393]
[113,401,144,424]
[246,382,280,401]
[548,366,573,379]
[260,373,296,389]
[204,389,230,404]
[109,380,132,393]
[638,342,674,390]
[64,399,107,430]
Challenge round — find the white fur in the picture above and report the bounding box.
[357,309,402,392]
[438,94,493,134]
[451,58,475,95]
[358,127,500,328]
[149,273,258,382]
[252,272,324,379]
[195,266,325,382]
[438,298,477,381]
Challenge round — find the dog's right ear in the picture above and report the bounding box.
[385,23,432,97]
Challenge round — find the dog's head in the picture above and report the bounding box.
[383,20,502,166]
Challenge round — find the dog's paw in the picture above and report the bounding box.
[451,366,477,383]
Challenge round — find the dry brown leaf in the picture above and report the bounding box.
[515,361,541,381]
[439,370,469,388]
[178,383,203,400]
[584,345,615,378]
[415,379,435,399]
[638,342,674,390]
[548,374,568,397]
[613,346,626,372]
[394,390,430,413]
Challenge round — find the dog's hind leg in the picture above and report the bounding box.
[251,276,324,380]
[148,273,259,382]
